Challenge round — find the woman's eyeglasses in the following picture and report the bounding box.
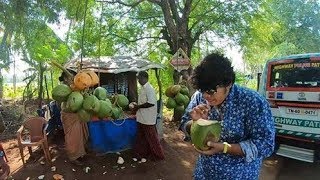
[199,85,224,95]
[200,89,217,95]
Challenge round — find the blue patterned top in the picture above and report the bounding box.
[180,84,275,180]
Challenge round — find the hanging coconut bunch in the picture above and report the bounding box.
[164,84,190,113]
[50,60,125,122]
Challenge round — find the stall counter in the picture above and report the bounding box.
[88,115,137,154]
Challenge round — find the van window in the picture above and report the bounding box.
[269,61,320,88]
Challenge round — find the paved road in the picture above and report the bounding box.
[260,155,320,180]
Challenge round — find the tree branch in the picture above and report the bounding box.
[147,0,161,5]
[190,0,201,12]
[154,0,177,48]
[103,33,162,43]
[182,0,192,22]
[96,0,145,7]
[131,15,163,20]
[135,40,165,57]
[190,28,203,47]
[188,1,223,30]
[168,0,180,25]
[107,5,135,31]
[178,0,192,43]
[160,27,174,53]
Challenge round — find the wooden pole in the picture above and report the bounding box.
[155,69,163,139]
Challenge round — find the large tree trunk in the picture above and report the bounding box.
[156,0,196,122]
[109,0,200,123]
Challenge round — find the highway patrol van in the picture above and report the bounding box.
[258,53,320,163]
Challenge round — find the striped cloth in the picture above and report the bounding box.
[132,122,164,161]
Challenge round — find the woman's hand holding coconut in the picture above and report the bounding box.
[188,104,244,156]
[194,141,224,155]
[188,104,224,155]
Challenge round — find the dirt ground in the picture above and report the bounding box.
[1,119,198,180]
[1,119,281,180]
[0,95,283,180]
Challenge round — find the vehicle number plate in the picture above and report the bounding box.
[286,108,318,116]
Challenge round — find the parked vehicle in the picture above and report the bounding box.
[258,53,320,163]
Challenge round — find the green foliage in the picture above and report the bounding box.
[66,0,263,61]
[235,71,258,91]
[245,79,258,91]
[2,0,318,105]
[3,84,25,99]
[241,0,320,73]
[235,71,247,85]
[0,0,72,102]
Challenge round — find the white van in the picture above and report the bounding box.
[258,53,320,163]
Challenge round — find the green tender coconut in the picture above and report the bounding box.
[170,85,181,95]
[77,109,92,122]
[83,95,100,113]
[67,91,84,112]
[175,105,185,113]
[182,95,190,107]
[97,100,113,119]
[166,97,177,109]
[104,98,112,106]
[174,93,185,105]
[115,94,129,108]
[165,86,175,98]
[111,106,123,119]
[94,87,107,100]
[61,102,72,113]
[191,119,222,151]
[180,85,189,95]
[52,84,72,102]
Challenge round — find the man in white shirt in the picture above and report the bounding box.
[132,71,164,161]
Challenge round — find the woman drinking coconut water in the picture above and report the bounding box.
[180,53,275,180]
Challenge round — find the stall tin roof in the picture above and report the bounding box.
[64,56,164,74]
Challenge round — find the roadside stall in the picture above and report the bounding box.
[64,56,164,154]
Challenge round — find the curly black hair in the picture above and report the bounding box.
[190,53,235,92]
